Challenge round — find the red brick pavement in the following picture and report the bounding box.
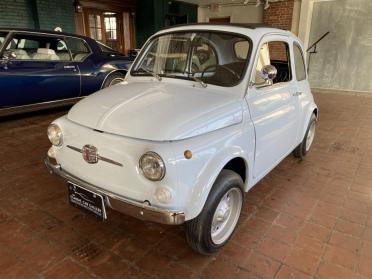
[0,91,372,278]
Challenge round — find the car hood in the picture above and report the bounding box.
[67,81,243,141]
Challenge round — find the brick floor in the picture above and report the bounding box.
[0,91,372,279]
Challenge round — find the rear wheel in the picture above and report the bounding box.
[185,170,244,255]
[294,113,317,158]
[102,72,126,88]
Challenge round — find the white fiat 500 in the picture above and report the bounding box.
[45,24,317,254]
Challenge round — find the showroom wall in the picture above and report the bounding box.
[0,0,35,29]
[198,4,263,23]
[308,0,372,92]
[136,0,197,47]
[0,0,75,33]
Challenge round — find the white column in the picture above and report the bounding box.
[298,0,314,50]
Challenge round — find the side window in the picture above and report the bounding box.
[5,34,68,61]
[234,40,249,60]
[65,37,90,62]
[255,41,292,86]
[293,43,306,81]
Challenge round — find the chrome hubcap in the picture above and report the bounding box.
[306,121,316,151]
[109,77,124,86]
[211,188,242,245]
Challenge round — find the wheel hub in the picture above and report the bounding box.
[211,188,243,245]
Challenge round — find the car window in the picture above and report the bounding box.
[293,43,306,81]
[191,41,217,73]
[0,32,8,48]
[255,41,292,87]
[4,34,70,61]
[133,31,251,87]
[234,40,249,60]
[65,37,90,62]
[96,41,115,53]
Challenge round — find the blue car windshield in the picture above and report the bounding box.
[131,31,251,87]
[0,32,8,48]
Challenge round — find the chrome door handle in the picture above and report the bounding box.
[64,65,77,72]
[293,91,303,96]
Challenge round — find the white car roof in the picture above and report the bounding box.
[155,23,299,45]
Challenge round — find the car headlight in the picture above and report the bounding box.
[47,124,63,146]
[139,151,166,181]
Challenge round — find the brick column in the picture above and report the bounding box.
[263,0,295,30]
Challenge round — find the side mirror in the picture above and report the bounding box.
[260,65,277,81]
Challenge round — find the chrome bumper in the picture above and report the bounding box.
[44,157,185,225]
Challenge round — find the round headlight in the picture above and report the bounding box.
[139,152,166,181]
[47,124,63,146]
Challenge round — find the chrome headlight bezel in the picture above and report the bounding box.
[139,151,166,181]
[47,124,63,146]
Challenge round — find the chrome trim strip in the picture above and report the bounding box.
[0,97,83,117]
[44,157,185,225]
[67,145,123,167]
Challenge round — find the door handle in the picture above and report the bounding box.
[293,91,303,96]
[64,65,77,72]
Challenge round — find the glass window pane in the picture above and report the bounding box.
[5,34,69,61]
[133,32,251,87]
[65,37,90,61]
[234,41,249,60]
[294,44,306,81]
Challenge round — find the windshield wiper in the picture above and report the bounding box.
[136,66,162,81]
[191,75,207,88]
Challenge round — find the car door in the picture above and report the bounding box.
[0,32,80,108]
[246,36,300,179]
[292,41,310,141]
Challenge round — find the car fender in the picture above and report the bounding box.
[185,146,248,220]
[300,101,318,140]
[174,122,255,221]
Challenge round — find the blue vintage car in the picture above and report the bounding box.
[0,28,133,116]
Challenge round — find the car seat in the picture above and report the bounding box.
[33,48,60,60]
[12,49,30,60]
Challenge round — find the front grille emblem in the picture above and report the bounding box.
[67,145,123,167]
[82,145,99,164]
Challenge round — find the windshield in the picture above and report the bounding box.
[0,32,8,48]
[131,31,251,87]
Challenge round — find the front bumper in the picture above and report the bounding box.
[44,157,185,225]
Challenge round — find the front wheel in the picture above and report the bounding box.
[294,113,317,158]
[185,170,244,255]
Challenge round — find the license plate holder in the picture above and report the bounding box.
[68,182,107,220]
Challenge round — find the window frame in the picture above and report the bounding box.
[293,42,307,81]
[252,39,293,90]
[0,31,93,63]
[0,30,11,56]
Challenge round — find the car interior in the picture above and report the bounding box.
[4,34,90,62]
[255,41,292,86]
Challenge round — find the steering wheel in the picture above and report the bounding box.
[201,64,240,80]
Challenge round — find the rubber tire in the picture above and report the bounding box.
[102,72,126,88]
[293,113,317,158]
[185,169,244,255]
